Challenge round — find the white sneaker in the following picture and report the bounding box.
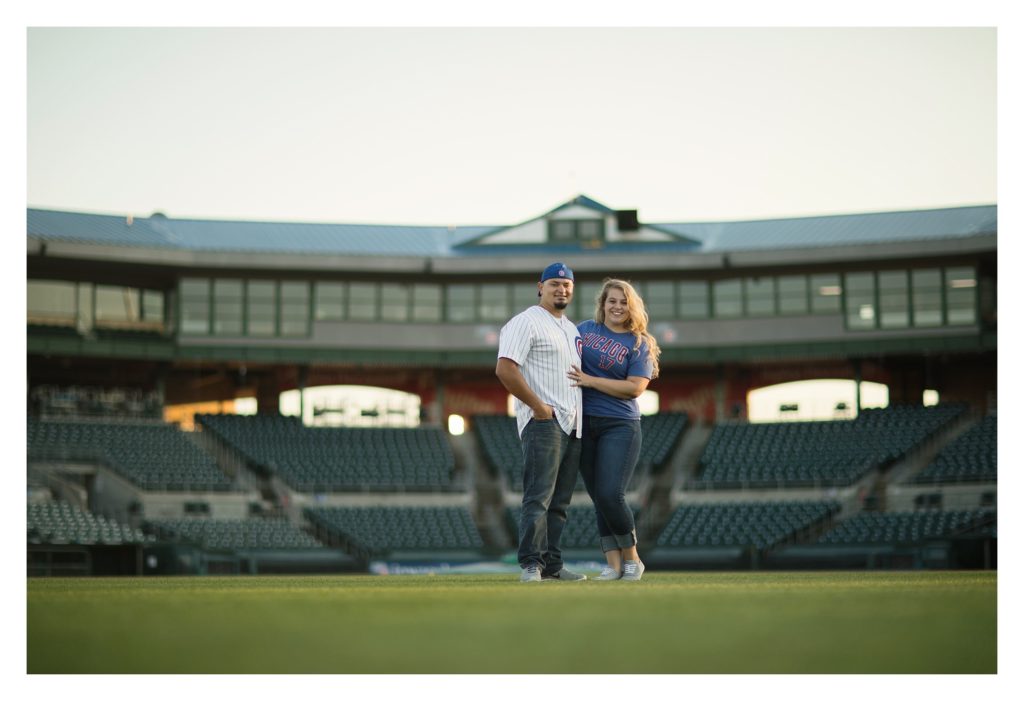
[542,567,587,581]
[593,566,622,581]
[621,559,645,581]
[520,563,542,582]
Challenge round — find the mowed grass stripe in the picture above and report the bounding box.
[27,571,996,673]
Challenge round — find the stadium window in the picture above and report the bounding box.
[479,283,512,322]
[246,280,277,336]
[678,281,710,319]
[411,284,442,322]
[578,219,604,241]
[574,281,604,322]
[777,275,809,315]
[643,280,676,319]
[279,281,310,336]
[213,279,244,335]
[179,278,210,334]
[94,285,146,328]
[314,282,345,321]
[911,269,943,327]
[27,279,77,324]
[743,277,776,317]
[878,270,910,329]
[945,266,977,325]
[548,219,604,243]
[77,283,94,333]
[712,279,743,318]
[810,274,841,314]
[550,220,576,242]
[380,282,411,322]
[348,282,378,321]
[844,272,877,330]
[447,284,476,322]
[142,290,164,326]
[512,283,539,314]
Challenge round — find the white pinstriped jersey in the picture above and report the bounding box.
[498,305,583,439]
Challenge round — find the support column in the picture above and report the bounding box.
[432,370,445,427]
[297,366,308,422]
[255,372,280,416]
[853,359,863,413]
[714,364,726,422]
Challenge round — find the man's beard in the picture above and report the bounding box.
[552,299,568,310]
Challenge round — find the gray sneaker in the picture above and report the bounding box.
[520,563,542,582]
[542,567,587,581]
[593,565,622,581]
[621,559,645,581]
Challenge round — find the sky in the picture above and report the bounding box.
[25,23,998,227]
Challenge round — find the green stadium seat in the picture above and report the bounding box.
[196,414,458,493]
[304,506,484,556]
[27,418,234,492]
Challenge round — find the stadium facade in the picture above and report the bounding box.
[28,195,996,421]
[26,196,997,575]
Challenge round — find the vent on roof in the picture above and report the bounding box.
[150,211,167,219]
[616,210,639,232]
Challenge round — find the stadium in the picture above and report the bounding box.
[26,194,997,673]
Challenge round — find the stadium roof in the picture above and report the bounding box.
[27,198,996,259]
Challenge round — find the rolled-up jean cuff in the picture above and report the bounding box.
[601,530,637,552]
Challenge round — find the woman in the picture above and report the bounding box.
[569,278,660,581]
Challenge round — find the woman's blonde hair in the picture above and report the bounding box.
[593,278,661,379]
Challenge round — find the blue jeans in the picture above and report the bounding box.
[580,415,641,552]
[518,418,582,572]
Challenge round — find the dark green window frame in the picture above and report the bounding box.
[712,279,743,318]
[247,280,278,336]
[777,275,809,315]
[180,278,212,335]
[314,281,346,321]
[843,272,877,330]
[447,284,477,323]
[479,283,512,323]
[412,284,443,323]
[279,281,311,337]
[945,266,978,326]
[744,276,776,317]
[678,281,710,320]
[547,218,606,243]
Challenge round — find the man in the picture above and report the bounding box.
[495,263,587,582]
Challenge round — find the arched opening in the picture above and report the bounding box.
[278,385,421,427]
[747,379,889,423]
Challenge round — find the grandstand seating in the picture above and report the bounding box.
[504,504,642,550]
[655,500,840,549]
[28,501,154,545]
[148,518,323,549]
[913,414,996,485]
[305,506,484,555]
[697,403,966,489]
[196,414,457,492]
[817,510,995,545]
[27,418,234,491]
[29,384,164,419]
[475,412,687,492]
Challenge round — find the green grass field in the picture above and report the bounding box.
[27,571,996,674]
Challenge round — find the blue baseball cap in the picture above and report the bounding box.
[540,262,574,282]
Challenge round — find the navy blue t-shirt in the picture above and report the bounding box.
[577,320,653,419]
